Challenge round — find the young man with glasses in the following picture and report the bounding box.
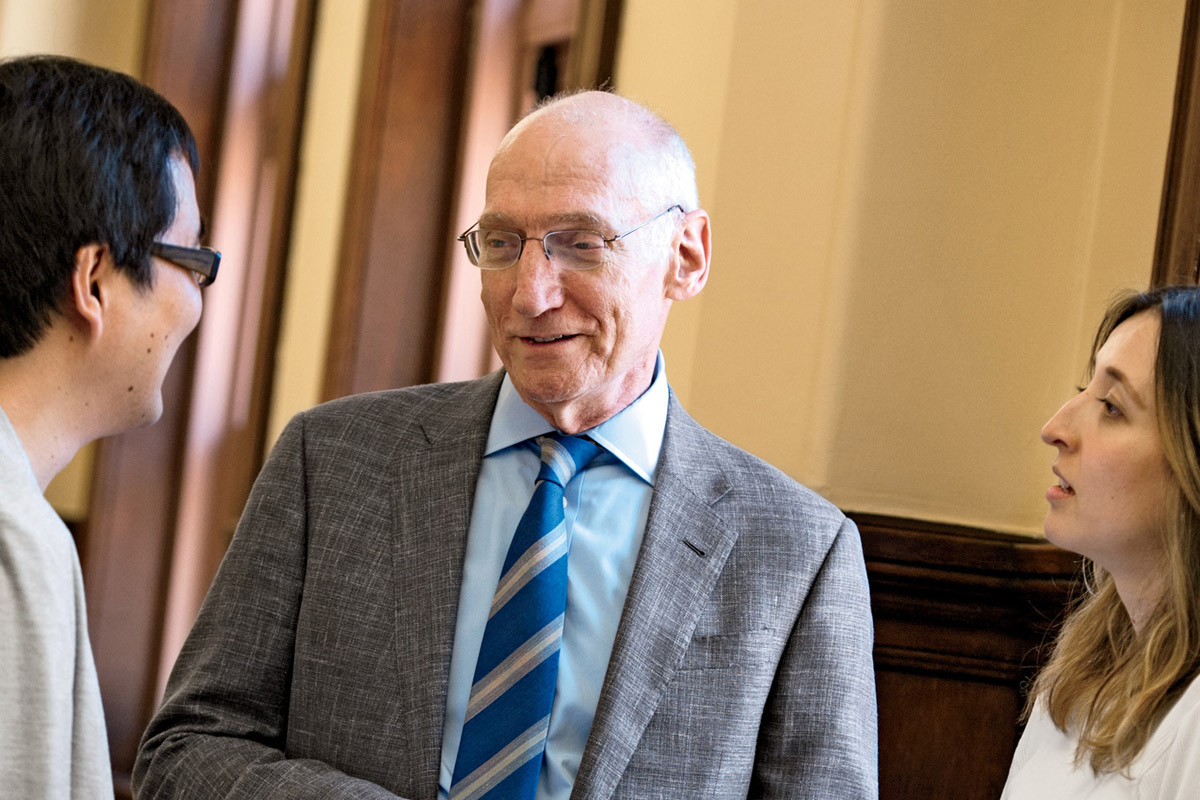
[138,90,875,799]
[0,55,214,798]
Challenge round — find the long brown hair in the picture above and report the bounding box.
[1028,286,1200,774]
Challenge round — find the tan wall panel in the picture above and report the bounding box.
[616,0,1185,535]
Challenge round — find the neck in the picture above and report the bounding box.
[0,339,102,491]
[1113,570,1164,636]
[535,403,616,435]
[526,354,660,434]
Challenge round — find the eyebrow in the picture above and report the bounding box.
[477,211,610,232]
[1103,365,1149,410]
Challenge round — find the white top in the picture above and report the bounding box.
[1002,675,1200,799]
[0,405,112,798]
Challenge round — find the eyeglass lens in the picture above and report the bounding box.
[464,230,607,271]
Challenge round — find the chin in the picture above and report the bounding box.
[1041,521,1079,557]
[509,371,583,405]
[131,395,165,430]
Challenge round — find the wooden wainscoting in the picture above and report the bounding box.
[852,513,1081,800]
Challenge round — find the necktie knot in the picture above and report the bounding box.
[536,433,603,489]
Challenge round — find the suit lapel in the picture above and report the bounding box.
[386,373,503,795]
[572,395,739,800]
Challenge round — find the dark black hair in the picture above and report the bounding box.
[0,55,199,357]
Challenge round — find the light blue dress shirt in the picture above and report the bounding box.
[438,354,669,800]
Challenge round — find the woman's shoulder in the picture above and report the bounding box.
[1005,703,1059,783]
[1002,704,1097,799]
[1136,674,1200,795]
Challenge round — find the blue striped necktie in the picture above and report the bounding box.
[449,433,603,800]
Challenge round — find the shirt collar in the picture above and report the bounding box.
[0,403,38,491]
[484,351,668,485]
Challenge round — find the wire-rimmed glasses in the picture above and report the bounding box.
[457,204,684,271]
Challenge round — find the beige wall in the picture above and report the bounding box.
[0,0,148,518]
[618,0,1185,535]
[266,0,371,448]
[0,0,145,75]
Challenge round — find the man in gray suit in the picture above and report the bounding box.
[135,91,876,799]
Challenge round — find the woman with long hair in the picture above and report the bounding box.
[1002,286,1200,797]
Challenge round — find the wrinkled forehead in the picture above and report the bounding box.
[484,117,654,224]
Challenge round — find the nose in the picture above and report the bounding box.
[510,239,564,317]
[1041,393,1080,450]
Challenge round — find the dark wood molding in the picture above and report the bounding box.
[85,0,317,793]
[82,4,239,795]
[138,0,238,224]
[851,512,1080,800]
[322,0,475,400]
[1154,0,1200,287]
[158,0,319,666]
[565,0,624,89]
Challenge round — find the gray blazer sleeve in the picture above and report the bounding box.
[751,515,876,797]
[133,412,407,799]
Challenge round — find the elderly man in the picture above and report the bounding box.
[0,55,213,798]
[136,91,875,799]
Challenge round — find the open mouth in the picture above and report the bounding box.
[1056,474,1074,495]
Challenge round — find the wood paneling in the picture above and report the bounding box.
[156,0,317,690]
[82,2,315,795]
[855,513,1080,800]
[565,0,624,89]
[81,4,238,795]
[323,0,475,399]
[1155,0,1200,286]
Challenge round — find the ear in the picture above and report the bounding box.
[69,243,113,340]
[664,209,711,301]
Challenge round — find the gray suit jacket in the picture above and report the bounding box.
[135,373,877,799]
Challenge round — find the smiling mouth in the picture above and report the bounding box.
[1056,474,1074,495]
[522,334,575,344]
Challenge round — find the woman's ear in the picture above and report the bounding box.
[665,209,711,301]
[69,243,112,340]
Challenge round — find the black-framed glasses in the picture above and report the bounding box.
[457,204,684,271]
[151,242,221,287]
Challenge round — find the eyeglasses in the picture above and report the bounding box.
[457,205,684,271]
[150,242,221,287]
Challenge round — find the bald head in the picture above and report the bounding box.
[491,91,699,216]
[475,90,711,433]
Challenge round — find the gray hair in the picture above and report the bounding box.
[506,90,700,215]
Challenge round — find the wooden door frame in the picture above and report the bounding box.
[81,4,238,794]
[81,1,315,795]
[1155,0,1200,286]
[324,0,627,400]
